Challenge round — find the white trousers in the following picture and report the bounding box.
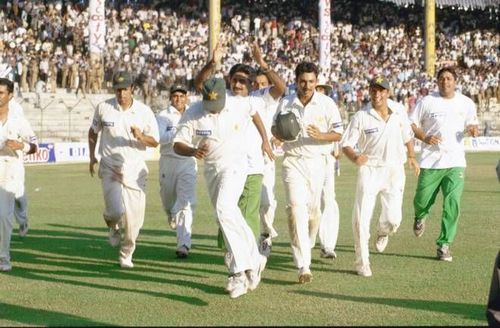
[14,193,28,225]
[282,155,328,271]
[318,155,340,251]
[260,160,277,238]
[100,164,147,262]
[352,165,406,269]
[159,156,197,249]
[204,163,260,275]
[0,159,23,262]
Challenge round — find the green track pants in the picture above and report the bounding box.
[413,167,465,246]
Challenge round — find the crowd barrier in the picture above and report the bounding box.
[24,137,500,165]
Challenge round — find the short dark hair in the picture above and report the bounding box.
[229,64,256,82]
[0,78,14,94]
[295,62,318,80]
[437,67,457,80]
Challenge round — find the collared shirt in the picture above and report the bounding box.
[174,93,255,169]
[0,109,37,162]
[91,97,159,170]
[274,91,343,158]
[410,92,478,169]
[341,101,412,167]
[156,105,189,159]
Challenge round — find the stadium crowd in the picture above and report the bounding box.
[0,0,498,113]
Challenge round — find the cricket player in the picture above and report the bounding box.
[88,71,159,269]
[315,76,342,259]
[9,98,30,237]
[0,78,38,272]
[341,75,419,277]
[156,83,196,258]
[194,41,285,257]
[410,67,479,262]
[174,77,273,299]
[250,41,287,253]
[272,62,343,284]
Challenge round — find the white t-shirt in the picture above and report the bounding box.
[341,102,412,167]
[274,91,343,158]
[174,93,255,170]
[91,98,159,171]
[410,92,478,168]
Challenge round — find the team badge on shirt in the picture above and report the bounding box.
[103,121,115,127]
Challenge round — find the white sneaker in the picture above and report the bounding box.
[228,274,248,299]
[119,257,134,269]
[0,258,12,272]
[320,248,337,259]
[246,255,267,291]
[19,223,28,237]
[168,216,176,230]
[298,267,313,284]
[176,245,189,259]
[259,234,272,258]
[357,265,372,277]
[108,226,121,247]
[375,235,389,253]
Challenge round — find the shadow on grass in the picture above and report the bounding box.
[0,302,107,326]
[9,227,231,305]
[293,290,485,321]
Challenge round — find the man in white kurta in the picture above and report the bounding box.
[88,71,159,269]
[156,84,196,258]
[341,76,419,277]
[174,77,273,299]
[272,62,343,284]
[0,78,38,272]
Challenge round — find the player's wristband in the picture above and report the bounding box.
[22,142,31,153]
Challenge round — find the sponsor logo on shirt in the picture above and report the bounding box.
[103,121,115,127]
[166,126,175,131]
[364,127,379,134]
[333,122,343,128]
[195,129,212,136]
[430,112,446,119]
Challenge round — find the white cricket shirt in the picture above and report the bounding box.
[274,91,343,158]
[341,102,412,167]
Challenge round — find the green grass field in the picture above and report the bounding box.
[1,152,498,326]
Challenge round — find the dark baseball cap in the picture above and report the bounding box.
[202,78,226,114]
[170,84,188,94]
[370,75,390,90]
[113,71,133,89]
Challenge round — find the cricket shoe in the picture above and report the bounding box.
[246,254,267,291]
[375,235,389,253]
[320,248,337,259]
[228,273,248,299]
[108,226,121,247]
[19,223,28,237]
[357,264,372,277]
[119,256,134,269]
[0,258,12,272]
[413,218,425,237]
[437,245,453,262]
[298,267,313,284]
[176,245,189,259]
[259,234,272,258]
[168,216,176,230]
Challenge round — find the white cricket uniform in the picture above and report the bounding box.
[9,99,30,226]
[0,109,37,263]
[174,94,261,275]
[157,105,197,250]
[275,91,343,271]
[250,87,280,238]
[90,98,159,263]
[340,101,412,270]
[409,92,478,169]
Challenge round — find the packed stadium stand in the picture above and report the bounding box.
[0,0,498,142]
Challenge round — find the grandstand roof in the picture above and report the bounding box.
[381,0,499,9]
